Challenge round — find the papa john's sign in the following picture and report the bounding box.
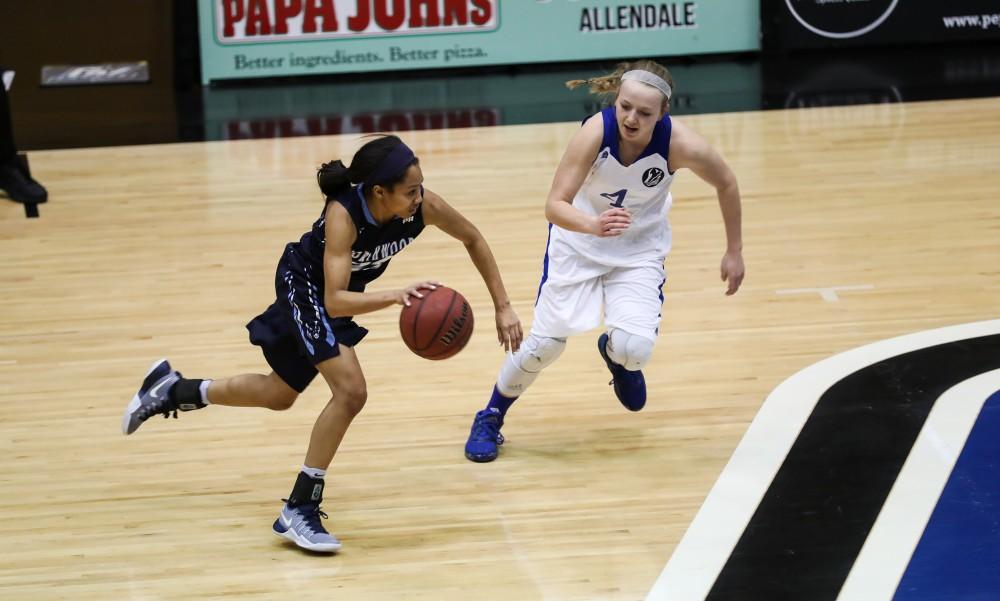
[197,0,760,83]
[216,0,497,42]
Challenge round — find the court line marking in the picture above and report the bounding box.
[776,284,874,302]
[837,368,1000,600]
[645,319,1000,601]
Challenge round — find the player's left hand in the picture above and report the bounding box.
[495,304,523,353]
[721,250,745,295]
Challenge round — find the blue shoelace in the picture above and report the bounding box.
[471,412,502,443]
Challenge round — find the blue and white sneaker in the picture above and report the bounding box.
[597,333,646,412]
[464,407,505,463]
[273,502,342,553]
[121,358,182,435]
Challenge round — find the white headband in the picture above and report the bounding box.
[621,70,672,100]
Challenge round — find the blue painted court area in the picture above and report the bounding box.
[894,389,1000,600]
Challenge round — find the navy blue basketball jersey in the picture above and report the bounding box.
[288,183,425,292]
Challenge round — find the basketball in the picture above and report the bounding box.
[399,286,475,360]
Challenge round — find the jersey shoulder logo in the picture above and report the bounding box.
[642,167,665,187]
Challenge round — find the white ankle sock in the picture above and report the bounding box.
[302,465,326,479]
[199,380,213,405]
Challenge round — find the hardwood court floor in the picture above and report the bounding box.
[1,97,998,600]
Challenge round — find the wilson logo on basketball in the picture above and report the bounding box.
[399,285,474,360]
[642,167,664,187]
[440,302,470,346]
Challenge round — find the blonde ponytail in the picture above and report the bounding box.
[565,59,674,110]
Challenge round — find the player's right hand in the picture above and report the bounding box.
[396,281,440,307]
[593,208,632,237]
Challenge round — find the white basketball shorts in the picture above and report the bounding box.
[530,237,666,342]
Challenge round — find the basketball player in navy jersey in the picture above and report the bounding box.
[122,135,523,552]
[464,59,745,462]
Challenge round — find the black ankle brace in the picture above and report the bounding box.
[287,471,325,507]
[169,378,206,411]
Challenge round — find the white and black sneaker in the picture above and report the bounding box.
[273,502,342,553]
[121,358,183,435]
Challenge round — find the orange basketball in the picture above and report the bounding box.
[399,286,474,360]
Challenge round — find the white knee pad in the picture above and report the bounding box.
[496,334,566,397]
[606,328,655,371]
[515,334,567,373]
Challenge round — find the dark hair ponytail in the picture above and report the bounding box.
[317,160,352,198]
[316,135,418,200]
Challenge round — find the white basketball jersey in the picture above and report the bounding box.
[549,107,674,267]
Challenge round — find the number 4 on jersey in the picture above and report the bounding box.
[600,189,627,208]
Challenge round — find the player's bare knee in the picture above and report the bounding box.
[337,386,368,416]
[608,329,655,371]
[516,334,567,373]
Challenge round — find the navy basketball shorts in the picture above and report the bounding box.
[246,254,367,392]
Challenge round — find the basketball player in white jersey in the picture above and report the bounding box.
[464,59,745,462]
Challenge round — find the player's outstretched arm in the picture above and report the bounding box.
[421,189,523,353]
[669,119,746,295]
